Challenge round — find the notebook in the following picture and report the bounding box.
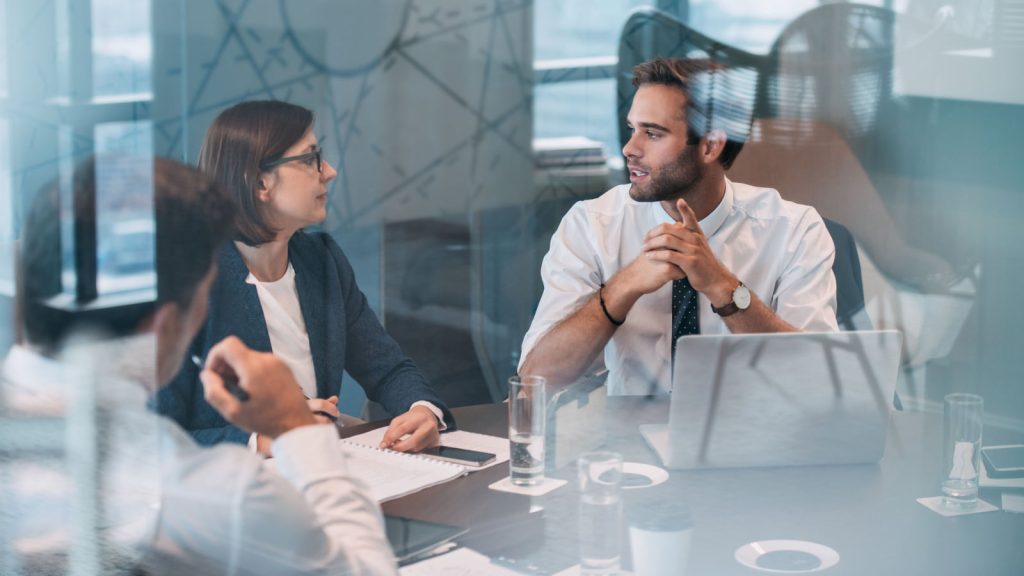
[336,440,467,502]
[345,428,511,471]
[640,330,903,469]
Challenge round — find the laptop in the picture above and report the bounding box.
[640,330,903,470]
[385,515,468,565]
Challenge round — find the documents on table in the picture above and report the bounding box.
[399,547,523,575]
[263,440,466,503]
[337,440,466,502]
[344,428,511,471]
[266,429,511,503]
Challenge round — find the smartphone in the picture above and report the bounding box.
[981,444,1024,479]
[420,446,496,467]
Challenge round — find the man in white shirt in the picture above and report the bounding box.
[6,157,397,575]
[520,58,838,395]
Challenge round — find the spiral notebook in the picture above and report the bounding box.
[337,440,467,502]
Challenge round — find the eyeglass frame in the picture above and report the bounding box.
[259,146,322,173]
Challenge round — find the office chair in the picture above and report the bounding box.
[766,2,895,145]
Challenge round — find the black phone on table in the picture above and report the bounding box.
[981,444,1024,478]
[419,445,496,467]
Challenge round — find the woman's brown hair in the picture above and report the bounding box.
[198,100,314,245]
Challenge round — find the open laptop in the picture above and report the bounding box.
[385,515,467,565]
[640,330,902,470]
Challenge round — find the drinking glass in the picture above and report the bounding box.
[509,375,546,486]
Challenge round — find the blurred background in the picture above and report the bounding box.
[0,0,1021,429]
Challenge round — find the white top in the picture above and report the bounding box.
[248,262,445,432]
[247,263,317,399]
[1,337,398,575]
[520,179,839,395]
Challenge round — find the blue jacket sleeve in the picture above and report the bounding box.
[153,335,251,446]
[324,235,456,430]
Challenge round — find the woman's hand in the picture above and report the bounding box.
[307,395,340,424]
[379,405,441,452]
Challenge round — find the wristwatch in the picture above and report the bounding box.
[711,281,751,317]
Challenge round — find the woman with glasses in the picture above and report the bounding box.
[156,100,453,455]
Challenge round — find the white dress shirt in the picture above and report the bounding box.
[520,178,838,395]
[1,336,398,576]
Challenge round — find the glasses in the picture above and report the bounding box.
[260,147,322,173]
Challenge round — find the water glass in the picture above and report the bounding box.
[509,375,546,486]
[942,393,984,508]
[578,451,623,575]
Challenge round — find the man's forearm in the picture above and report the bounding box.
[521,279,641,386]
[719,291,797,334]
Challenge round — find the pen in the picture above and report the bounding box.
[191,354,251,402]
[303,394,339,424]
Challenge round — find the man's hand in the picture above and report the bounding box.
[642,198,737,306]
[379,405,441,453]
[200,336,316,440]
[615,246,688,298]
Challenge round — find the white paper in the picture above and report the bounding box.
[916,496,998,517]
[344,428,510,471]
[1001,492,1024,513]
[948,442,978,481]
[400,547,522,575]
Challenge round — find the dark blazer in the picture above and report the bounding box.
[155,231,455,445]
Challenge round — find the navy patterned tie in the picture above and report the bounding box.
[672,278,700,355]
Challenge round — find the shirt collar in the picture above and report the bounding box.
[245,261,295,286]
[654,177,734,238]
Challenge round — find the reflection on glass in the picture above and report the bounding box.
[0,0,8,97]
[688,0,819,52]
[534,0,651,60]
[534,79,616,164]
[93,121,154,296]
[0,117,12,293]
[92,0,152,99]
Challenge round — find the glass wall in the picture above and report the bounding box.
[1,0,1022,574]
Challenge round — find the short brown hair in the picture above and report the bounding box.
[198,100,314,245]
[632,57,745,169]
[20,156,235,351]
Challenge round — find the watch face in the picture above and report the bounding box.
[734,285,752,309]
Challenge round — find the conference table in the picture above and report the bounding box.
[342,397,1024,575]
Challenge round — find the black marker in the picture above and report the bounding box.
[191,354,251,402]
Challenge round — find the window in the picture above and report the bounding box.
[91,0,152,100]
[0,0,8,98]
[94,121,155,295]
[532,1,894,159]
[0,118,12,294]
[533,1,653,161]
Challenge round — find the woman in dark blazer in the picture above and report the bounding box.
[156,100,453,454]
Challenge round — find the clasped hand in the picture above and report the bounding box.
[628,198,735,301]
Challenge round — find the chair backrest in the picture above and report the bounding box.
[823,218,866,331]
[766,3,895,143]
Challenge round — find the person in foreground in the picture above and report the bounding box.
[9,157,397,575]
[520,58,839,394]
[156,100,453,454]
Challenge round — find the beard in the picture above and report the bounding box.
[628,145,703,203]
